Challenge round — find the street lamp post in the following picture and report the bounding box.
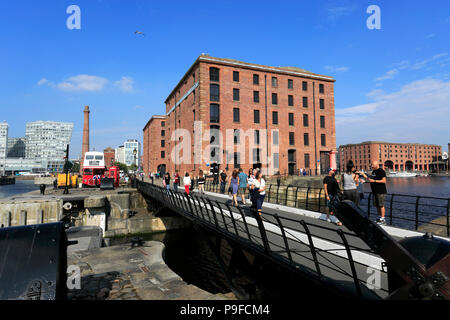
[133,148,137,172]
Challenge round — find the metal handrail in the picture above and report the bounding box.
[136,180,389,299]
[198,177,449,235]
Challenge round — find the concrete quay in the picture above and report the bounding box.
[0,186,191,237]
[67,240,236,300]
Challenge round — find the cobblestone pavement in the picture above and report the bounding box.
[67,241,235,300]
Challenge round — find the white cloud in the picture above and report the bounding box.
[324,65,350,73]
[375,53,448,83]
[37,78,49,86]
[336,103,378,116]
[326,4,357,20]
[115,76,134,92]
[56,74,108,92]
[375,69,399,81]
[410,53,448,70]
[336,79,450,147]
[134,105,144,109]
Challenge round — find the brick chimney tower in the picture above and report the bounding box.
[81,106,90,170]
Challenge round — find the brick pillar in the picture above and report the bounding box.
[81,106,90,171]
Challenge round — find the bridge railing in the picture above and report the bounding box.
[136,180,389,299]
[200,178,449,236]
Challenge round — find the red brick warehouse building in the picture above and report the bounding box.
[339,141,442,172]
[142,115,168,175]
[143,55,337,176]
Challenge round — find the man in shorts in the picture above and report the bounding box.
[368,161,387,225]
[237,168,248,205]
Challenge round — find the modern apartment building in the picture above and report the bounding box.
[143,54,337,176]
[142,115,168,175]
[339,141,442,171]
[123,139,141,167]
[115,145,125,164]
[7,137,26,158]
[25,121,73,159]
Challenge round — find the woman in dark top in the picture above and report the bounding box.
[164,172,170,191]
[197,170,205,194]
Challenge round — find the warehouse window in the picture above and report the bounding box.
[233,88,240,101]
[253,91,260,103]
[288,95,294,106]
[210,84,220,101]
[233,71,239,82]
[272,111,278,124]
[210,67,219,81]
[233,108,240,122]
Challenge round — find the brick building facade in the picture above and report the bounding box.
[339,141,442,172]
[103,147,115,170]
[142,115,168,175]
[143,55,337,176]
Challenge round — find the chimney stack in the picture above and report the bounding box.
[81,106,90,170]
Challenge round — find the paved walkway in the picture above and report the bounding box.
[67,241,236,300]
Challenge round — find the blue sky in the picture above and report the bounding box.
[1,0,449,158]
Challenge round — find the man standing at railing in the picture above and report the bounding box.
[368,161,387,225]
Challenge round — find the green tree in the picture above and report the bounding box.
[71,162,80,173]
[129,163,138,172]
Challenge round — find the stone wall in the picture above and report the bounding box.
[0,198,62,227]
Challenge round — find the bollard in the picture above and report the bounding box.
[20,210,27,226]
[40,184,46,195]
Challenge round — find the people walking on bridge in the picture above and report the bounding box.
[341,161,360,205]
[368,161,387,225]
[183,172,191,195]
[238,168,248,205]
[253,171,266,216]
[173,171,180,192]
[229,170,240,206]
[220,169,228,194]
[163,172,170,191]
[323,168,343,226]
